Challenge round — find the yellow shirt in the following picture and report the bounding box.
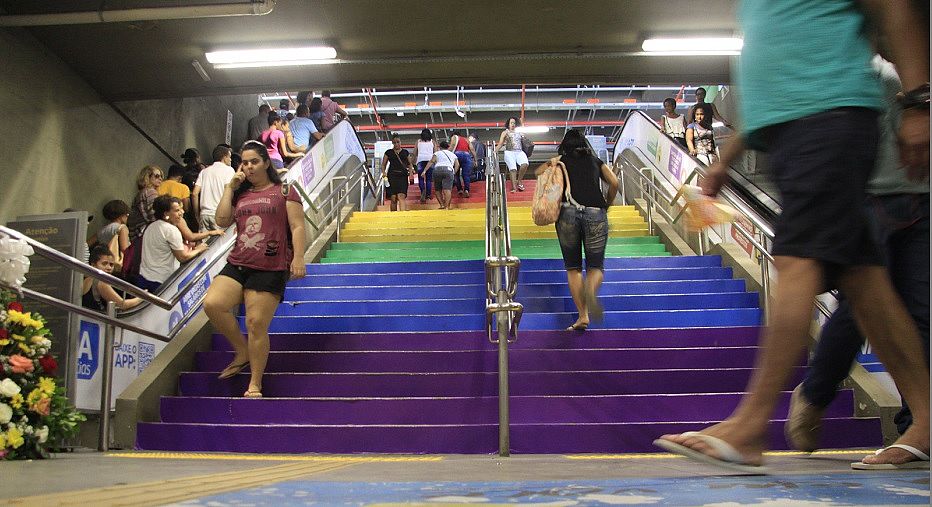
[158,180,190,200]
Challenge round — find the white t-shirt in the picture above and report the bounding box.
[139,220,183,283]
[195,161,235,215]
[415,141,435,163]
[433,150,457,169]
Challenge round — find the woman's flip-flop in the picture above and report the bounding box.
[653,431,770,475]
[851,444,930,470]
[217,360,249,380]
[566,323,588,331]
[244,389,263,398]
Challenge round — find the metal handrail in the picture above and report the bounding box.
[614,112,779,320]
[483,142,524,458]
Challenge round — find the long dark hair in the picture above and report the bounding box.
[309,97,322,114]
[234,141,283,203]
[419,128,433,141]
[693,103,714,129]
[503,116,521,130]
[557,129,593,157]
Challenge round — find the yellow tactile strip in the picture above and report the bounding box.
[564,449,875,460]
[2,461,353,507]
[107,451,443,462]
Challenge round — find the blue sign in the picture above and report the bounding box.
[76,320,99,380]
[178,260,211,314]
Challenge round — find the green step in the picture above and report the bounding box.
[330,236,661,251]
[322,243,669,263]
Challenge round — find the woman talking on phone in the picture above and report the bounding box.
[203,140,306,398]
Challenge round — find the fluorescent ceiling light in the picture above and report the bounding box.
[205,46,337,68]
[515,126,549,133]
[641,37,742,55]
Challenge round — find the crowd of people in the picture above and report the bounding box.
[659,88,732,165]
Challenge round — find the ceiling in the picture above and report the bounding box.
[0,0,739,101]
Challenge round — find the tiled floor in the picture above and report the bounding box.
[2,449,928,506]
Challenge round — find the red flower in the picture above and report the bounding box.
[0,328,7,339]
[0,362,4,374]
[39,355,58,376]
[7,301,23,312]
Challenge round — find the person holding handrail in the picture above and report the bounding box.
[136,196,208,291]
[496,117,529,192]
[204,140,306,399]
[686,104,719,165]
[82,244,143,312]
[544,129,619,331]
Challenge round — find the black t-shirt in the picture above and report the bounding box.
[384,149,410,176]
[561,153,608,208]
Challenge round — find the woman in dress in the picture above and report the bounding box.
[204,141,306,398]
[495,116,529,192]
[686,104,719,165]
[380,134,413,211]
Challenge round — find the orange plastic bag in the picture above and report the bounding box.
[676,184,737,231]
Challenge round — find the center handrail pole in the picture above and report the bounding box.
[98,301,117,451]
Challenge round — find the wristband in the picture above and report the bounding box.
[899,83,930,111]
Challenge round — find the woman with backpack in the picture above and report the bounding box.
[543,129,618,331]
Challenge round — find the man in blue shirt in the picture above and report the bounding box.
[656,0,929,473]
[289,104,323,151]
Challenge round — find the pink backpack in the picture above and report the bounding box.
[531,157,577,226]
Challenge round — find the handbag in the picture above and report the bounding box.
[531,157,580,226]
[520,134,535,157]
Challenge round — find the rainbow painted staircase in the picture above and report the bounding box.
[136,180,881,453]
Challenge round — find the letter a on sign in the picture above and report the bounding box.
[76,320,100,380]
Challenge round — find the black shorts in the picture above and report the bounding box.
[218,263,290,300]
[764,107,883,286]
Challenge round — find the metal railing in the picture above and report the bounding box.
[483,143,523,457]
[0,223,227,452]
[612,111,779,322]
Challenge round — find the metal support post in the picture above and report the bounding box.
[760,257,771,324]
[98,301,117,452]
[496,288,510,457]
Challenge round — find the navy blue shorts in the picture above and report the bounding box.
[763,107,883,287]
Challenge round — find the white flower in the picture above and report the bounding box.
[35,426,48,444]
[24,425,33,435]
[0,403,11,424]
[0,378,21,397]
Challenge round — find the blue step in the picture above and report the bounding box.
[271,293,759,316]
[283,279,747,300]
[288,267,735,287]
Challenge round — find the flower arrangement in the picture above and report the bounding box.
[0,289,85,459]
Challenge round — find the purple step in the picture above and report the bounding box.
[195,347,765,374]
[135,418,879,454]
[178,368,808,398]
[210,328,762,352]
[159,390,858,425]
[508,418,882,454]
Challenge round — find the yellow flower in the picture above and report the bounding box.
[0,432,6,449]
[30,336,45,345]
[25,317,43,329]
[9,393,23,409]
[38,377,56,396]
[0,339,8,346]
[26,388,43,405]
[17,343,30,353]
[6,427,24,449]
[6,310,26,326]
[12,334,24,342]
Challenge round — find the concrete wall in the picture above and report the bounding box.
[0,27,257,237]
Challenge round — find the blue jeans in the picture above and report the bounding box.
[555,204,609,271]
[802,193,929,434]
[416,161,433,199]
[453,151,473,193]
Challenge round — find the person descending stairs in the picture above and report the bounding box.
[136,179,882,454]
